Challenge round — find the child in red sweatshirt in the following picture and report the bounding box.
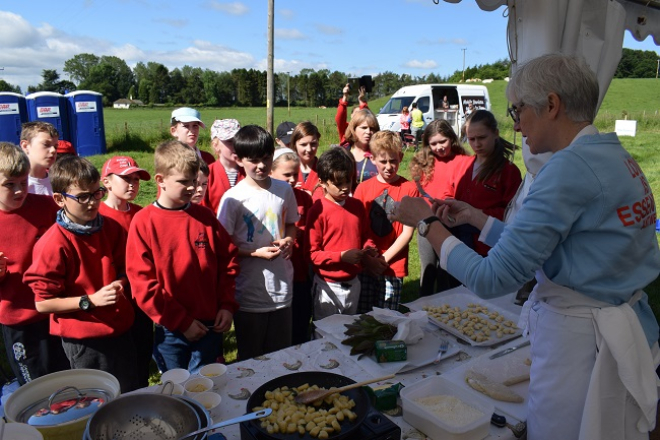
[99,155,153,387]
[24,156,138,392]
[305,147,379,320]
[0,142,68,384]
[353,131,420,313]
[126,140,239,374]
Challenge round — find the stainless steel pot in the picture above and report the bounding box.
[4,369,121,440]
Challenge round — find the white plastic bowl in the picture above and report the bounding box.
[160,368,190,385]
[199,363,228,390]
[184,376,214,397]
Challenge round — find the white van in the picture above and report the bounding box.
[376,84,491,136]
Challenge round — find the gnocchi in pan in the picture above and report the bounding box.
[253,384,358,438]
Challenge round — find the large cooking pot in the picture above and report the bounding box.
[4,369,120,440]
[245,372,370,440]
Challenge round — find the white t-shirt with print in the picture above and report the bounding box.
[218,178,299,312]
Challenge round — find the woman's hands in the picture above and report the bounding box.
[388,196,435,227]
[436,199,489,230]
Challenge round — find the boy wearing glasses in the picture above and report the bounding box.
[24,156,138,392]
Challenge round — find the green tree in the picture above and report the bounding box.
[80,64,120,105]
[0,79,21,93]
[63,53,100,84]
[99,56,135,98]
[27,69,76,94]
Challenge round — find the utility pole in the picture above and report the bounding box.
[656,59,659,79]
[287,72,291,117]
[461,48,467,82]
[266,0,274,135]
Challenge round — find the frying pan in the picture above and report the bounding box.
[245,372,371,440]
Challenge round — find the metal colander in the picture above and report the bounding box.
[84,393,201,440]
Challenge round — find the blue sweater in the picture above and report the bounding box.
[448,132,660,344]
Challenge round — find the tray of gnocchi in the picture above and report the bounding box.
[404,291,522,347]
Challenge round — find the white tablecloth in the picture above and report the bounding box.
[145,289,526,440]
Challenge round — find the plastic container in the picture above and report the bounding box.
[400,376,493,440]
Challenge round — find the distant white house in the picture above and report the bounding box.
[113,99,145,109]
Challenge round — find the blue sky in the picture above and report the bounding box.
[1,0,658,93]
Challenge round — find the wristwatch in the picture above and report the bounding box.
[417,216,441,237]
[79,294,92,311]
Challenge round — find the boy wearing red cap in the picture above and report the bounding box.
[99,155,153,387]
[100,156,151,231]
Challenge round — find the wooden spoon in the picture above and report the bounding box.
[294,374,396,404]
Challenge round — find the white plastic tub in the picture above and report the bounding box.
[400,375,493,440]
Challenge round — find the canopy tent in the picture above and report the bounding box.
[443,0,660,106]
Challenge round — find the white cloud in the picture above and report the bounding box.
[315,24,342,36]
[275,29,307,40]
[404,59,438,69]
[206,1,249,15]
[0,11,42,48]
[156,40,256,72]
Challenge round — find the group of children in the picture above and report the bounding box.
[0,107,420,392]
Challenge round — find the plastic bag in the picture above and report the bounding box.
[368,308,426,345]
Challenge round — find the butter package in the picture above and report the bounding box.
[375,340,407,363]
[365,382,404,411]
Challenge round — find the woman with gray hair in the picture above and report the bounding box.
[390,53,660,440]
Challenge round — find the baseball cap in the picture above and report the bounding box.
[171,107,206,128]
[102,156,151,180]
[56,140,76,155]
[211,119,241,141]
[276,121,296,145]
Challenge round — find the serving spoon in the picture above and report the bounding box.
[294,374,395,405]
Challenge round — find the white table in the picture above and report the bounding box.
[145,289,526,440]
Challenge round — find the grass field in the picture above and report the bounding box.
[1,79,659,384]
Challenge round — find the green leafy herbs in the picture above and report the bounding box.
[341,315,397,359]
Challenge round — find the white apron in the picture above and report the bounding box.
[519,271,659,440]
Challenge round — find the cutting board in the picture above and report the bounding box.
[442,338,531,423]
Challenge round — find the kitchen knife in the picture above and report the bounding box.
[489,340,531,359]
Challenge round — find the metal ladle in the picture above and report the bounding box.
[175,408,272,440]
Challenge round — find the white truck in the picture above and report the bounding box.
[376,84,491,136]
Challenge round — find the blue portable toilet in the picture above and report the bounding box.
[0,92,28,144]
[25,91,71,142]
[65,91,106,157]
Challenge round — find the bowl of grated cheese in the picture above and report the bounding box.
[401,376,493,440]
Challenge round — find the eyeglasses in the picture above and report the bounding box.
[507,103,525,123]
[61,187,107,204]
